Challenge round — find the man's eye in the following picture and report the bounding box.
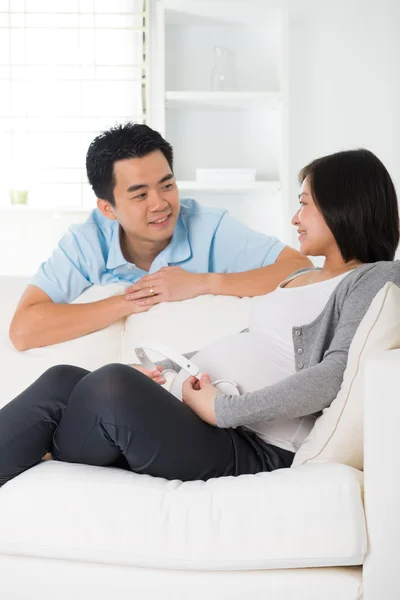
[134,193,147,200]
[163,183,173,190]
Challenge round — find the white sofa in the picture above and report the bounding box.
[0,276,399,600]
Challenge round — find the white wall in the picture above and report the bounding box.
[1,0,399,276]
[0,210,89,277]
[286,0,400,254]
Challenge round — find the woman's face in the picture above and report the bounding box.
[291,177,338,257]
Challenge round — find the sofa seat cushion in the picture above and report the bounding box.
[0,461,366,571]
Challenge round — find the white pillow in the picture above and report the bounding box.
[293,282,400,471]
[122,294,252,364]
[0,284,124,408]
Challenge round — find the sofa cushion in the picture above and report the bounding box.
[0,461,366,571]
[0,556,363,600]
[293,282,400,471]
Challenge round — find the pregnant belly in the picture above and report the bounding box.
[171,331,295,400]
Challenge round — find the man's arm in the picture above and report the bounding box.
[208,213,313,295]
[201,246,312,297]
[124,247,312,303]
[9,285,154,351]
[10,222,159,350]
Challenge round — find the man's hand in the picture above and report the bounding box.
[131,364,166,385]
[124,266,208,305]
[182,374,217,425]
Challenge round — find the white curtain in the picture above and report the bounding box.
[0,0,147,209]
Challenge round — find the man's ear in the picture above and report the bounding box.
[97,198,118,220]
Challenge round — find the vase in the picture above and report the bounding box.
[210,46,237,91]
[9,189,28,205]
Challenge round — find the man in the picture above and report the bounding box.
[10,123,310,351]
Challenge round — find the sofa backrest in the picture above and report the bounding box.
[0,279,251,408]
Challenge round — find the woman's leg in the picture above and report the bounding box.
[53,364,291,481]
[0,365,89,486]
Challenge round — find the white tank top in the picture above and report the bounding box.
[246,271,350,453]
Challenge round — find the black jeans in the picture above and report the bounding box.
[0,364,294,486]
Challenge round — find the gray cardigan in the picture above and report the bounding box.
[215,261,400,429]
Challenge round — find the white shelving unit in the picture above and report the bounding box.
[150,0,290,241]
[177,180,280,193]
[165,91,281,110]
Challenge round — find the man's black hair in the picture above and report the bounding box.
[86,122,174,206]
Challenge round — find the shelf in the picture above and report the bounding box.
[177,180,280,194]
[164,1,280,26]
[166,91,280,110]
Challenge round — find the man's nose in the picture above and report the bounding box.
[148,190,167,211]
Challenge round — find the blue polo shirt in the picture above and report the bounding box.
[30,198,285,304]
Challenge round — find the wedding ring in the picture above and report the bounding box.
[149,286,155,296]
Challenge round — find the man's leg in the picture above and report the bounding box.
[0,365,89,486]
[53,364,282,481]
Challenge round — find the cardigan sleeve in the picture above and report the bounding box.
[215,268,397,428]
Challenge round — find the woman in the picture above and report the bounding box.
[1,148,399,486]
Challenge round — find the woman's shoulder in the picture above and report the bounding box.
[342,260,400,281]
[286,261,400,295]
[284,266,320,282]
[336,260,400,297]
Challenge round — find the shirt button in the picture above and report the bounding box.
[297,348,303,354]
[297,363,304,369]
[127,264,135,270]
[295,329,301,336]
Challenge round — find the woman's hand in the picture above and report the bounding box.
[131,364,165,385]
[182,374,217,425]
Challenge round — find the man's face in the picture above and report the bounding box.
[104,150,180,244]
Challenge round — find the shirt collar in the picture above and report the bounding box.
[106,215,192,271]
[163,216,192,264]
[106,223,126,269]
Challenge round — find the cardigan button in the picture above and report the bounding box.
[294,329,301,336]
[297,348,303,354]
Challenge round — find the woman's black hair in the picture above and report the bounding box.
[299,149,399,262]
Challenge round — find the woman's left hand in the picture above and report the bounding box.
[182,374,218,425]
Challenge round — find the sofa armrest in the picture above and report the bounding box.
[363,348,400,600]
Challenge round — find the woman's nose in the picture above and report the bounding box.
[291,210,300,226]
